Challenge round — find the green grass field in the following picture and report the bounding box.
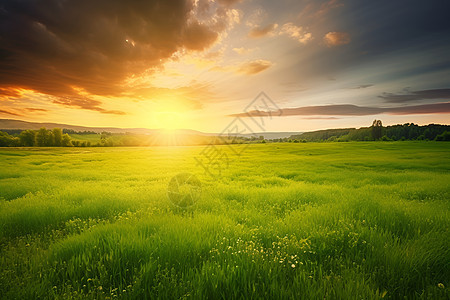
[0,142,449,299]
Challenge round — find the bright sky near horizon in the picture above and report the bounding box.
[0,0,449,132]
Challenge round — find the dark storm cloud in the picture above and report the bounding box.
[280,0,450,88]
[379,89,450,103]
[230,102,450,117]
[0,0,230,98]
[388,102,450,115]
[269,105,382,116]
[347,1,450,55]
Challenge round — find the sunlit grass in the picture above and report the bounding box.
[0,142,449,299]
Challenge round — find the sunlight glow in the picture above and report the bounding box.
[155,112,183,130]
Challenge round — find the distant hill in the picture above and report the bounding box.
[228,132,303,139]
[0,119,208,136]
[0,119,301,139]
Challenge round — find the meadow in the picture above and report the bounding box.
[0,142,449,299]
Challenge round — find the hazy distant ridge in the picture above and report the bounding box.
[0,119,301,139]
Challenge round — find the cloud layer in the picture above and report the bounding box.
[248,24,278,38]
[0,0,234,99]
[53,97,126,115]
[0,109,22,116]
[379,89,450,103]
[231,102,450,117]
[237,60,272,75]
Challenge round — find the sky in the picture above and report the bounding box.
[0,0,449,133]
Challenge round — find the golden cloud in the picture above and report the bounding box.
[232,47,257,55]
[280,23,313,44]
[323,32,351,47]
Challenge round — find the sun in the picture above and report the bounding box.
[152,111,193,146]
[155,112,182,130]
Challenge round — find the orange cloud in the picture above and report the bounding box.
[53,97,126,115]
[0,109,22,116]
[0,0,238,101]
[25,108,49,112]
[323,32,351,47]
[0,88,24,99]
[280,23,313,44]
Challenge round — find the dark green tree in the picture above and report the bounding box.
[61,133,73,147]
[36,128,49,146]
[52,128,63,146]
[47,131,55,146]
[19,130,36,146]
[371,120,383,140]
[435,131,450,141]
[0,131,20,146]
[36,128,56,146]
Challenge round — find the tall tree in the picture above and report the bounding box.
[36,127,55,146]
[36,128,48,146]
[19,130,36,146]
[47,130,55,146]
[61,133,73,147]
[371,120,383,140]
[52,128,63,146]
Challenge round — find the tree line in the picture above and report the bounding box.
[0,128,123,147]
[289,121,450,142]
[1,121,449,147]
[0,128,74,147]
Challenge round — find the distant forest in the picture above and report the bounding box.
[0,128,231,147]
[0,128,79,147]
[289,121,450,142]
[0,128,119,147]
[0,121,449,147]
